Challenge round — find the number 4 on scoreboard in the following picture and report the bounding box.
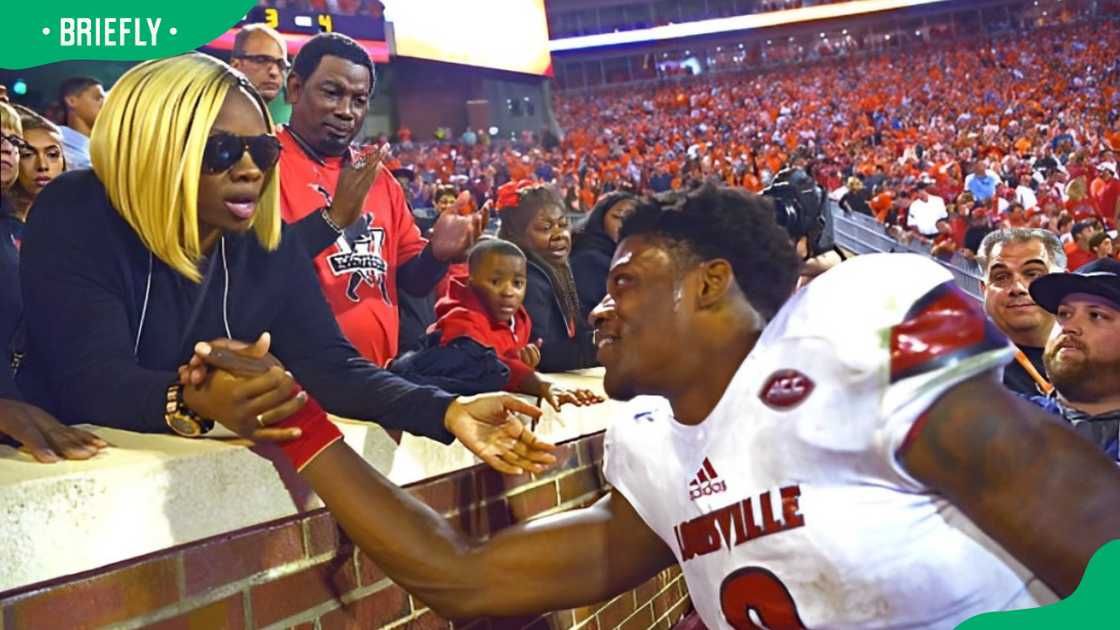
[720,567,806,630]
[318,14,333,32]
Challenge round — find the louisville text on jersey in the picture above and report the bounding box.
[675,485,805,562]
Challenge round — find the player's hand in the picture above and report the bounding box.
[444,394,557,475]
[179,333,280,386]
[541,384,604,411]
[329,143,391,230]
[518,340,542,370]
[0,399,108,462]
[430,200,489,263]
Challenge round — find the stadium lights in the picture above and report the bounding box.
[549,0,952,52]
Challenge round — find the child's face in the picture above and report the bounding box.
[469,253,528,323]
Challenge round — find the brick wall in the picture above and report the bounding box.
[0,432,693,630]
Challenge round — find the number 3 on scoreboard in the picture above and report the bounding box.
[264,8,279,29]
[719,567,806,630]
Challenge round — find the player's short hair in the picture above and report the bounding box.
[291,33,374,93]
[620,183,801,322]
[233,23,287,57]
[468,238,525,272]
[977,228,1067,275]
[57,76,102,113]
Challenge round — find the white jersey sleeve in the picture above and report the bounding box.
[767,253,1014,487]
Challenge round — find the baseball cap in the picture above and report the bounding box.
[1029,258,1120,313]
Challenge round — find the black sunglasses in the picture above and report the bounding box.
[233,54,291,73]
[202,133,282,174]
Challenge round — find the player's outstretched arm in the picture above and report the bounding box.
[900,373,1120,597]
[301,440,677,618]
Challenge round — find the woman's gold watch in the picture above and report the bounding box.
[164,383,215,438]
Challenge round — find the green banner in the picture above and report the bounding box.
[0,0,256,69]
[958,539,1119,629]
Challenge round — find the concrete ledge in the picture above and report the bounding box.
[0,369,622,593]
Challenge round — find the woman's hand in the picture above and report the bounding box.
[178,333,304,442]
[182,367,307,442]
[443,394,557,475]
[179,333,280,387]
[0,399,108,462]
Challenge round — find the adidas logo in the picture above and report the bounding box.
[688,458,727,501]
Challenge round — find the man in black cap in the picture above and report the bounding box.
[1029,257,1120,459]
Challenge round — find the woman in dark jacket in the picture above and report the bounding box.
[496,181,598,373]
[839,177,873,216]
[570,191,637,319]
[16,54,544,471]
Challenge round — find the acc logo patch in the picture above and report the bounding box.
[759,370,814,410]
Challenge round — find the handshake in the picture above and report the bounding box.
[177,333,558,475]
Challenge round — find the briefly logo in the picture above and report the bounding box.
[759,370,814,410]
[688,458,726,501]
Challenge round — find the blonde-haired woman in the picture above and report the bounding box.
[18,54,552,472]
[839,176,872,216]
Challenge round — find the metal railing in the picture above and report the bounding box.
[830,202,983,301]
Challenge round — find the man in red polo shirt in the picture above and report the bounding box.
[279,33,481,366]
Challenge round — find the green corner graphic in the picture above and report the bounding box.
[957,539,1120,629]
[1,0,256,69]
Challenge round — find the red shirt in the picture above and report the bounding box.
[278,127,427,366]
[1067,247,1095,271]
[1091,178,1120,222]
[430,275,535,391]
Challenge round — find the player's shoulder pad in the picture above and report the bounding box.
[769,253,955,345]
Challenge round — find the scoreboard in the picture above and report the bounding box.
[238,6,386,42]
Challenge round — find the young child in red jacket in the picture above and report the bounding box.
[430,239,603,410]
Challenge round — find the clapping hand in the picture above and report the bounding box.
[430,199,490,263]
[326,143,391,230]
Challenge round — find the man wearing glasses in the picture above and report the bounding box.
[230,24,289,105]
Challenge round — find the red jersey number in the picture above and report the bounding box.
[720,567,806,630]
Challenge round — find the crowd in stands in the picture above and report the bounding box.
[384,18,1120,273]
[1,11,1118,465]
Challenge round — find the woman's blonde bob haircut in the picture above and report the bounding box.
[90,53,281,282]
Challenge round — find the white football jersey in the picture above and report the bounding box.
[603,254,1057,629]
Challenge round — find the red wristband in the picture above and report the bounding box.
[276,389,343,471]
